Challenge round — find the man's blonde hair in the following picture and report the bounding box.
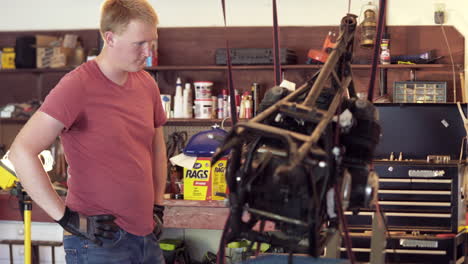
[100,0,159,36]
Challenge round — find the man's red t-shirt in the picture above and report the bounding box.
[40,60,167,236]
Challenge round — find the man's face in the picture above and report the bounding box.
[107,19,157,72]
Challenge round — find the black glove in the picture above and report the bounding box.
[153,204,165,239]
[57,206,119,246]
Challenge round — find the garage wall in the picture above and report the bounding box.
[0,1,467,262]
[2,0,467,80]
[0,0,465,30]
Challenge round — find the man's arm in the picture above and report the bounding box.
[8,111,66,220]
[152,126,167,205]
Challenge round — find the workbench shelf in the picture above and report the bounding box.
[145,64,457,72]
[0,64,455,74]
[163,199,226,208]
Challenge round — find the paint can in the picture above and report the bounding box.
[194,99,213,119]
[194,81,213,99]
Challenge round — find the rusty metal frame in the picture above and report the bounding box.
[214,14,358,174]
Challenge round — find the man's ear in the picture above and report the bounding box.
[103,31,115,47]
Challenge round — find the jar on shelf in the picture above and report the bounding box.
[380,41,390,65]
[1,47,16,69]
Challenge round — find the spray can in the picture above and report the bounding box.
[235,89,241,117]
[251,83,259,116]
[222,89,229,118]
[226,96,231,118]
[217,94,224,119]
[211,96,217,119]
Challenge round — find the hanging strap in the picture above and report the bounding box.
[221,0,282,125]
[366,0,387,101]
[221,0,238,125]
[272,0,282,85]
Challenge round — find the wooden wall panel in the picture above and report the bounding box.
[1,26,462,67]
[157,26,464,66]
[0,73,39,105]
[0,123,22,150]
[40,72,68,98]
[157,26,336,66]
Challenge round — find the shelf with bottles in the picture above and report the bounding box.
[147,65,325,71]
[145,64,458,72]
[0,63,456,74]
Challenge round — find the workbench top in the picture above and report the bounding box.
[0,194,231,229]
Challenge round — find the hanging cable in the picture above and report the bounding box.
[366,0,387,102]
[440,25,458,102]
[333,94,356,264]
[272,0,282,85]
[221,0,238,126]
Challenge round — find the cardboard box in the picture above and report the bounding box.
[183,157,228,200]
[36,46,66,68]
[35,35,74,68]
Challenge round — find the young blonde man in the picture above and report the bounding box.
[9,0,167,262]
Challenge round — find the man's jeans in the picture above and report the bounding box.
[63,228,165,264]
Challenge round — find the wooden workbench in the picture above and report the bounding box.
[0,193,231,229]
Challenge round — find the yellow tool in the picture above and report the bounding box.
[397,61,416,65]
[458,225,468,233]
[0,158,18,190]
[0,150,54,264]
[0,155,31,264]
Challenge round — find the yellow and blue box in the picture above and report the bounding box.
[183,157,227,201]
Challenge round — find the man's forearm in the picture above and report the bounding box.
[9,149,65,220]
[153,157,166,205]
[153,127,167,205]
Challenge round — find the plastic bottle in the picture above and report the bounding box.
[183,83,193,118]
[173,77,184,118]
[243,91,252,119]
[239,95,246,119]
[244,98,252,119]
